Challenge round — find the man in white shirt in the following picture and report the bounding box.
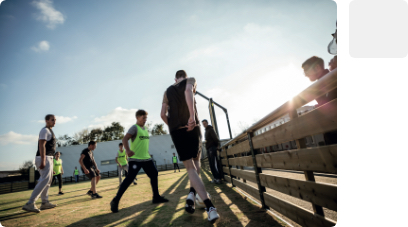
[23,114,58,213]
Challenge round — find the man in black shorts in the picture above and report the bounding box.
[161,70,219,222]
[79,141,102,199]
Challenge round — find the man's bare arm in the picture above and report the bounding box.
[38,140,47,169]
[122,134,135,157]
[79,154,89,174]
[184,83,195,131]
[161,103,169,125]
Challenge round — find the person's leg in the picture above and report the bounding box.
[208,147,221,180]
[142,160,160,198]
[40,157,53,203]
[27,157,49,204]
[174,163,176,172]
[114,161,141,201]
[118,166,123,184]
[57,174,63,192]
[123,165,136,184]
[183,158,208,201]
[177,163,180,171]
[91,177,97,194]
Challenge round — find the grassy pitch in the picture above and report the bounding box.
[0,168,286,227]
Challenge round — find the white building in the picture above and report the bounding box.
[56,134,182,176]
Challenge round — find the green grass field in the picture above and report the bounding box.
[0,168,286,227]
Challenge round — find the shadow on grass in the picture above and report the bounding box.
[200,168,285,227]
[0,187,117,221]
[66,172,190,227]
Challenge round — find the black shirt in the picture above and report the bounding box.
[81,148,95,172]
[166,79,200,132]
[36,127,56,156]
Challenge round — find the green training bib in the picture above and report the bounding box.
[173,156,177,163]
[74,169,79,175]
[129,124,151,160]
[53,159,62,176]
[118,149,128,166]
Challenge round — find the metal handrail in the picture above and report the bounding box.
[221,68,337,148]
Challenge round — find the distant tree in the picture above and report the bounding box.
[89,128,103,142]
[151,124,168,135]
[101,122,125,141]
[19,160,34,176]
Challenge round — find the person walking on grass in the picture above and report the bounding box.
[116,143,137,186]
[73,167,79,183]
[79,141,102,199]
[161,70,220,222]
[52,151,64,195]
[22,114,58,213]
[110,110,169,213]
[172,153,180,173]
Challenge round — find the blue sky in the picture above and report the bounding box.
[0,0,336,170]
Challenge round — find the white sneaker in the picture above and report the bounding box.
[207,207,220,222]
[185,192,195,214]
[40,202,57,210]
[22,203,40,213]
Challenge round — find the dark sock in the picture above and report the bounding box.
[204,199,214,210]
[189,187,196,196]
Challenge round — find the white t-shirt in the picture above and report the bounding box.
[39,127,53,141]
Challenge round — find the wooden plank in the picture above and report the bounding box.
[232,178,261,201]
[259,173,337,211]
[223,167,230,176]
[256,145,337,174]
[228,156,253,167]
[221,159,228,166]
[227,142,250,156]
[252,99,337,149]
[221,149,227,158]
[263,192,336,227]
[224,175,232,183]
[230,168,257,182]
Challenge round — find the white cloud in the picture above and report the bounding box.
[0,131,38,145]
[32,0,65,29]
[37,115,77,124]
[89,107,138,131]
[31,40,50,52]
[0,0,6,6]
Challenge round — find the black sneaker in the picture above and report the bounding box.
[58,192,64,195]
[152,196,169,204]
[110,198,119,213]
[92,193,103,199]
[133,181,137,185]
[87,190,92,197]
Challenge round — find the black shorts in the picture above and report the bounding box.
[170,127,202,161]
[84,167,99,179]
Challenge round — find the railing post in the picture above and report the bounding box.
[289,109,325,217]
[224,147,234,187]
[108,171,109,178]
[247,132,268,209]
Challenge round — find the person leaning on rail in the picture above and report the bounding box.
[301,56,337,145]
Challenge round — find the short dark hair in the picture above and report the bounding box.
[202,119,208,123]
[88,141,96,146]
[302,56,324,70]
[45,114,55,121]
[119,143,123,146]
[136,109,148,117]
[175,70,187,79]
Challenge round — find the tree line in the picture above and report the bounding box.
[57,122,168,147]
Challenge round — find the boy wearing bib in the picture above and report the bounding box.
[73,167,79,183]
[52,151,64,195]
[116,143,137,186]
[110,110,168,213]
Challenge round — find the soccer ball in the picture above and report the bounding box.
[195,192,211,209]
